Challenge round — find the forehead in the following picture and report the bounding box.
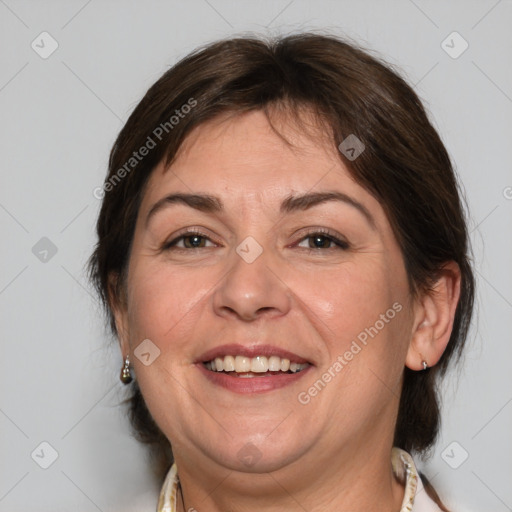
[142,109,370,208]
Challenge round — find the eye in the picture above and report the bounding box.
[162,230,218,250]
[295,229,350,251]
[161,228,350,252]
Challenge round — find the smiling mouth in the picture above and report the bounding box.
[203,355,310,378]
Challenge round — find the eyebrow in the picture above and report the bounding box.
[145,191,377,230]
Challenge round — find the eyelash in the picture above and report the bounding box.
[162,228,350,252]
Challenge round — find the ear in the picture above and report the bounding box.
[108,271,130,358]
[405,261,461,371]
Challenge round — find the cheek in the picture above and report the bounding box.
[290,263,409,434]
[299,257,411,404]
[125,261,215,350]
[301,260,400,345]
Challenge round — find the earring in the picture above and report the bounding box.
[422,360,428,371]
[120,355,133,384]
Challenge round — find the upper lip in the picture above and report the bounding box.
[196,344,312,365]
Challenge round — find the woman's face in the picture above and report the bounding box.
[114,109,416,474]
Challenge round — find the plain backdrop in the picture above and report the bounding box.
[1,1,511,511]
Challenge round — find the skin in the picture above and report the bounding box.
[111,109,461,511]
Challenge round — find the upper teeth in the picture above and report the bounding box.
[204,355,309,373]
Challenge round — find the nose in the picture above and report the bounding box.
[212,243,292,322]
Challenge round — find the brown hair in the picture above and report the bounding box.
[87,32,474,508]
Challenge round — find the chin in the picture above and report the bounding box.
[199,427,310,474]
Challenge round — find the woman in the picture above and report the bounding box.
[88,32,474,511]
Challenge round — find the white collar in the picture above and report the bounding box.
[157,447,442,511]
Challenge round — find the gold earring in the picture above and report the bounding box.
[120,355,133,384]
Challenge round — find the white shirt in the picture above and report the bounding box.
[156,447,443,511]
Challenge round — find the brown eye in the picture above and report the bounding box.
[181,234,207,248]
[296,230,350,251]
[163,231,216,250]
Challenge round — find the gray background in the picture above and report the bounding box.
[1,1,511,510]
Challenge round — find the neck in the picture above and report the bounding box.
[174,441,405,512]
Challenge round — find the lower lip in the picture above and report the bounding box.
[196,363,312,393]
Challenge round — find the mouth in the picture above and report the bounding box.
[203,355,311,378]
[196,344,313,393]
